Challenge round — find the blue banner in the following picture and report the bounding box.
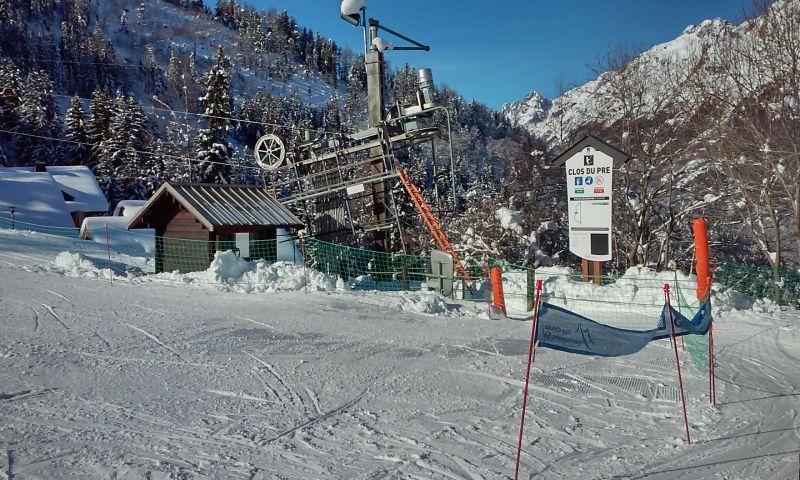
[535,301,711,357]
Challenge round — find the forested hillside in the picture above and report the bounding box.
[0,0,542,262]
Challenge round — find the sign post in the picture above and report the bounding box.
[552,136,629,283]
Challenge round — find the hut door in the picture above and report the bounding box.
[235,232,250,258]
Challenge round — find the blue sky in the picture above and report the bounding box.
[210,0,757,109]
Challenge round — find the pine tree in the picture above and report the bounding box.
[142,44,166,94]
[119,10,129,33]
[136,2,146,26]
[166,46,183,90]
[0,60,22,165]
[64,95,89,164]
[195,45,233,183]
[59,0,88,89]
[0,2,26,60]
[188,50,198,79]
[96,93,130,204]
[86,23,120,92]
[87,88,112,161]
[17,70,61,166]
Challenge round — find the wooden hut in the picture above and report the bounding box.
[126,182,304,273]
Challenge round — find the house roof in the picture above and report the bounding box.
[127,182,304,232]
[551,134,630,167]
[114,200,148,218]
[7,165,109,213]
[0,170,76,228]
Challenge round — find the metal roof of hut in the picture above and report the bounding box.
[126,182,304,232]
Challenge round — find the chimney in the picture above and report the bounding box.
[34,162,47,173]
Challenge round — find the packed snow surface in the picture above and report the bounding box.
[1,228,799,479]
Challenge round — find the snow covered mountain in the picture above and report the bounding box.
[499,90,551,127]
[502,17,735,144]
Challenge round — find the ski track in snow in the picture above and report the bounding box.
[42,288,72,304]
[39,304,68,330]
[29,306,39,334]
[124,323,186,362]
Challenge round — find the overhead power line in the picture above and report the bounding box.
[0,128,265,173]
[3,55,145,69]
[49,92,346,136]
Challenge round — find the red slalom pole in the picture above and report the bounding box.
[105,223,113,286]
[705,276,716,405]
[483,254,491,317]
[709,324,716,404]
[299,232,308,295]
[708,324,713,403]
[665,284,691,444]
[514,279,543,480]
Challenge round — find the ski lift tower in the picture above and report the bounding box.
[252,1,458,252]
[343,0,431,250]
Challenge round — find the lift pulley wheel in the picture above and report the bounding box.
[254,134,287,171]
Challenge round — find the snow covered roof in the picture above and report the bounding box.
[80,216,132,235]
[551,135,630,167]
[0,170,76,228]
[6,166,109,213]
[113,200,148,218]
[127,182,304,232]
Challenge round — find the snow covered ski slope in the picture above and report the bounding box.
[0,230,799,479]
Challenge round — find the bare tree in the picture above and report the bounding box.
[692,0,800,296]
[591,43,719,270]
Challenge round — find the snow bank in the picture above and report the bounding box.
[501,265,782,327]
[154,250,345,294]
[53,252,113,280]
[80,217,155,255]
[394,291,452,315]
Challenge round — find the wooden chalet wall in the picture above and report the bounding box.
[164,209,210,241]
[159,209,214,274]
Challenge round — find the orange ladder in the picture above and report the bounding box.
[397,168,471,281]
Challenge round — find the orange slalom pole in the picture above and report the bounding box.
[694,219,715,402]
[514,279,543,480]
[490,266,506,316]
[665,284,691,444]
[692,218,710,301]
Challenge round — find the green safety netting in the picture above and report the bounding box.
[0,216,81,238]
[154,237,279,273]
[715,258,800,307]
[301,237,431,291]
[673,276,710,374]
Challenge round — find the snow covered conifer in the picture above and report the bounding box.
[64,95,89,164]
[0,60,21,163]
[119,10,129,33]
[142,44,166,94]
[194,45,233,183]
[18,70,61,166]
[136,2,146,25]
[87,88,112,159]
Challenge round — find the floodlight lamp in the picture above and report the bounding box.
[340,0,365,26]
